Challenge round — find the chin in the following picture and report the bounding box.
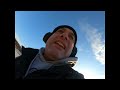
[52,53,64,60]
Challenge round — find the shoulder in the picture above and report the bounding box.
[71,69,85,79]
[65,66,85,79]
[15,46,39,79]
[21,46,39,55]
[52,64,85,79]
[15,46,39,63]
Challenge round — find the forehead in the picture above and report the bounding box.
[58,27,75,35]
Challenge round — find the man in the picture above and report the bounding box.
[15,25,85,79]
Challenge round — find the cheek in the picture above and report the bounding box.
[68,42,74,49]
[46,35,55,45]
[65,43,74,55]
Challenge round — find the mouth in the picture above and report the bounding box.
[55,41,65,50]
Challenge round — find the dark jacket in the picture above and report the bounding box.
[15,46,84,79]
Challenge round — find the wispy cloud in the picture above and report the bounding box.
[15,32,22,46]
[78,22,105,65]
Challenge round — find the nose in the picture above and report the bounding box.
[60,33,68,41]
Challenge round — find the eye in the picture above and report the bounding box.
[69,35,73,40]
[69,34,75,41]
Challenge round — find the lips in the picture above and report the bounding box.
[55,41,65,49]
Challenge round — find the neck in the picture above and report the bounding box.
[43,51,56,62]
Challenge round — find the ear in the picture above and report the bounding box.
[70,46,77,57]
[43,32,52,43]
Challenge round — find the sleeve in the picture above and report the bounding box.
[15,55,24,79]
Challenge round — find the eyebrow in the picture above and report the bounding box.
[61,28,75,36]
[58,28,75,41]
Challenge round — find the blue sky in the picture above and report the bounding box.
[15,11,105,79]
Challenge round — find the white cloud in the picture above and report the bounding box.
[15,32,22,46]
[78,22,105,65]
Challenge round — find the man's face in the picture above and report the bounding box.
[44,28,75,61]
